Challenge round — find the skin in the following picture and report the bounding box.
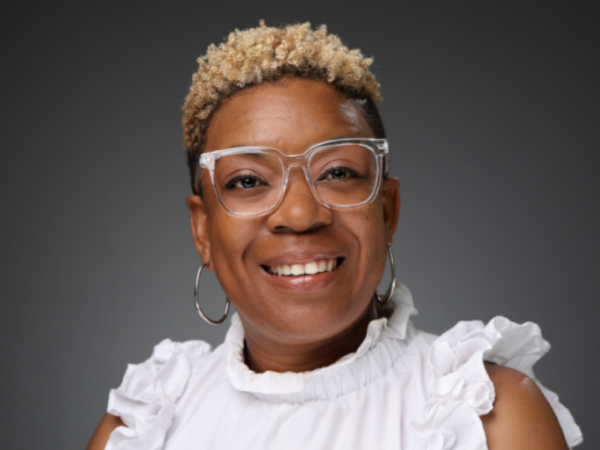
[87,78,569,450]
[482,365,569,449]
[189,79,397,373]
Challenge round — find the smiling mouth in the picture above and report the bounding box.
[263,257,344,277]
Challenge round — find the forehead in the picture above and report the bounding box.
[204,78,374,154]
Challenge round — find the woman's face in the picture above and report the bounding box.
[187,78,400,346]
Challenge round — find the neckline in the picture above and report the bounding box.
[224,282,418,403]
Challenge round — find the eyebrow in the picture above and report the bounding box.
[328,134,361,140]
[223,148,271,162]
[224,135,360,150]
[225,144,250,149]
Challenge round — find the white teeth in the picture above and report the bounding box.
[305,261,318,274]
[267,258,339,277]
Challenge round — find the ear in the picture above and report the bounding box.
[381,177,401,244]
[186,195,212,268]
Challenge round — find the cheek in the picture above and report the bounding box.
[204,189,254,262]
[208,211,262,291]
[337,202,389,288]
[358,204,389,283]
[211,214,246,262]
[355,200,388,246]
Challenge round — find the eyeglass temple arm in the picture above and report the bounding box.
[377,141,390,176]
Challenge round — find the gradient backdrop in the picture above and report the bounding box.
[2,1,598,448]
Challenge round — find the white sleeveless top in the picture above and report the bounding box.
[105,283,583,449]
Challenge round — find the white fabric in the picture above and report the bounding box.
[106,283,582,449]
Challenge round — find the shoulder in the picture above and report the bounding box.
[109,338,214,409]
[481,364,569,449]
[415,316,582,448]
[93,339,215,450]
[86,413,125,450]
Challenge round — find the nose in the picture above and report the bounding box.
[267,167,333,233]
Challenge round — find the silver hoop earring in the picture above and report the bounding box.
[374,243,397,305]
[194,263,230,325]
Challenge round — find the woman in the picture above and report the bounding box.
[88,21,582,449]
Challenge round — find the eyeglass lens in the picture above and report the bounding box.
[211,144,379,214]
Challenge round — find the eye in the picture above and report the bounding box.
[225,174,268,190]
[320,166,360,181]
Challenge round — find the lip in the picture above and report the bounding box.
[259,250,346,292]
[262,259,344,291]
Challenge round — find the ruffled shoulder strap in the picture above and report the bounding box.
[105,339,212,450]
[411,317,583,449]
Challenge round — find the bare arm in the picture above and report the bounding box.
[86,413,125,450]
[482,364,568,450]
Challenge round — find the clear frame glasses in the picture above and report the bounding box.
[197,138,389,217]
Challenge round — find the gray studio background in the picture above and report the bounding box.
[2,1,598,448]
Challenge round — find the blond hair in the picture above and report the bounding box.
[182,20,384,192]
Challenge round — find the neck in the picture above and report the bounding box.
[242,303,378,373]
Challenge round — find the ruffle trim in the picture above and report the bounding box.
[411,317,583,449]
[225,282,419,403]
[105,339,211,450]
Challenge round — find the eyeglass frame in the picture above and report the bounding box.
[196,138,390,217]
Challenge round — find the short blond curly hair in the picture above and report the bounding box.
[182,20,385,193]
